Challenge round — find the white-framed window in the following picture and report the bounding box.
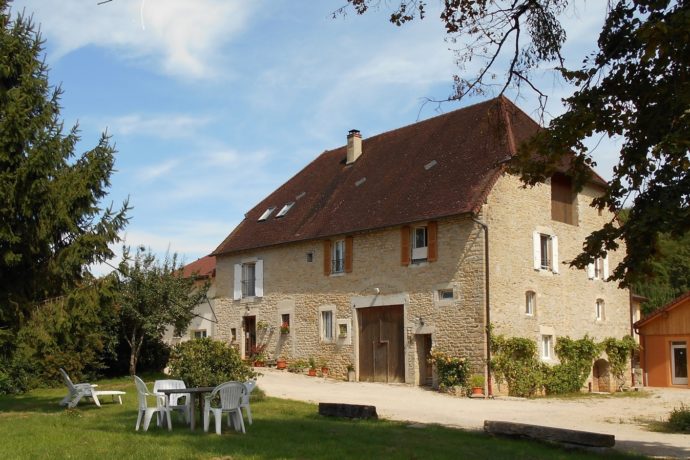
[587,256,609,281]
[412,226,428,261]
[336,319,351,344]
[242,263,256,297]
[533,231,559,273]
[525,291,536,316]
[541,334,553,360]
[321,310,334,342]
[193,329,207,339]
[596,299,605,321]
[233,259,264,300]
[332,239,345,274]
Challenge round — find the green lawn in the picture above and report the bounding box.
[0,376,644,460]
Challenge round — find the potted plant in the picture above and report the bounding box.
[308,357,317,377]
[469,374,485,396]
[319,358,329,377]
[250,344,267,367]
[276,356,287,370]
[280,321,290,335]
[257,320,269,331]
[346,363,356,382]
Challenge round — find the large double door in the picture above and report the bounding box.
[358,305,405,383]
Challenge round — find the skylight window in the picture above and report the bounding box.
[276,202,295,218]
[424,160,438,170]
[258,207,276,222]
[355,177,366,187]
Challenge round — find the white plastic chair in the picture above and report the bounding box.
[240,379,257,425]
[153,379,190,426]
[59,368,98,408]
[203,381,246,435]
[134,376,172,432]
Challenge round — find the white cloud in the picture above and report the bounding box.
[135,158,180,181]
[107,113,213,138]
[12,0,259,79]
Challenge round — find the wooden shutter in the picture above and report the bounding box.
[345,236,353,273]
[532,231,541,270]
[255,259,264,297]
[603,255,609,280]
[551,235,559,274]
[427,221,438,262]
[233,264,242,300]
[401,226,411,266]
[323,240,331,275]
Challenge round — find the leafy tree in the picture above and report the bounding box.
[339,0,689,286]
[12,276,120,387]
[167,338,256,387]
[116,246,208,375]
[0,1,129,355]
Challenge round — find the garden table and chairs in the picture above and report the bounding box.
[157,386,215,431]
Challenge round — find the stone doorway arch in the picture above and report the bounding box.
[592,359,612,393]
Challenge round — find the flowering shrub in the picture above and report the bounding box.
[429,350,470,391]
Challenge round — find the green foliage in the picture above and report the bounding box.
[603,336,638,389]
[469,374,485,388]
[167,338,256,387]
[0,3,129,356]
[490,335,544,397]
[115,246,208,375]
[668,404,690,433]
[429,349,471,391]
[631,230,690,315]
[288,359,308,373]
[543,336,601,395]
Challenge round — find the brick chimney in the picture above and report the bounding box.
[346,129,362,164]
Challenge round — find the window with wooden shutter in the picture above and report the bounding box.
[323,240,331,275]
[551,174,577,225]
[345,236,353,273]
[427,221,438,262]
[401,226,411,266]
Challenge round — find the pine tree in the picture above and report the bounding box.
[0,2,129,354]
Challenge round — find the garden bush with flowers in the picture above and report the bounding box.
[429,349,470,391]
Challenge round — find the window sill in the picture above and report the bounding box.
[410,261,428,268]
[435,300,454,307]
[330,272,345,277]
[240,296,258,304]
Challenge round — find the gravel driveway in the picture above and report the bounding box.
[257,368,690,458]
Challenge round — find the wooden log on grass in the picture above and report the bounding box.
[484,420,615,448]
[318,403,378,419]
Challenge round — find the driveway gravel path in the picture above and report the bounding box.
[257,368,690,458]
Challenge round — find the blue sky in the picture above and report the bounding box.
[10,1,617,272]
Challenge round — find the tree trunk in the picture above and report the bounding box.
[128,331,143,376]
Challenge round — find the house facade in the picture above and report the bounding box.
[162,255,218,344]
[210,98,632,391]
[634,292,690,388]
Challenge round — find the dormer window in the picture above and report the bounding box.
[258,207,276,222]
[276,202,295,218]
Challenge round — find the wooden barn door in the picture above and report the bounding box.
[358,305,405,383]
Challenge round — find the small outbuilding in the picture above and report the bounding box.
[634,292,690,388]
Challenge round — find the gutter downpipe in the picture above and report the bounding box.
[472,215,491,397]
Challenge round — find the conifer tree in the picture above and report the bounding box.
[0,1,129,354]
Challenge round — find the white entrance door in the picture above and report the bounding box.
[671,342,688,385]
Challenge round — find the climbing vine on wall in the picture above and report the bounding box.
[602,336,638,390]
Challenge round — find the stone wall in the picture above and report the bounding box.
[214,215,487,383]
[484,173,632,389]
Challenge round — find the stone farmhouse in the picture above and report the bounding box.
[209,97,632,392]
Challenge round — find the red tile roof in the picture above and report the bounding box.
[182,255,216,279]
[212,97,596,256]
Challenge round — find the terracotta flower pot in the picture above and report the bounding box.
[471,386,483,396]
[277,359,287,370]
[308,368,317,377]
[321,367,329,376]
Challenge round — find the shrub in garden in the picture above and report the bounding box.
[543,336,600,395]
[490,335,544,397]
[429,350,470,391]
[668,404,690,432]
[167,338,256,387]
